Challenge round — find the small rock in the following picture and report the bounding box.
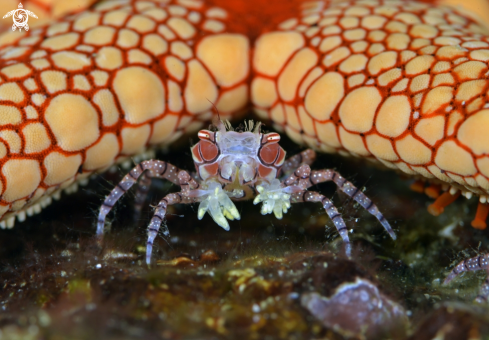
[200,249,220,262]
[301,277,408,338]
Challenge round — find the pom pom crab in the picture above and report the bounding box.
[97,120,396,265]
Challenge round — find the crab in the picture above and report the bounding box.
[444,254,489,302]
[96,120,396,265]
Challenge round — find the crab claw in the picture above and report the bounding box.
[196,182,241,230]
[253,179,292,220]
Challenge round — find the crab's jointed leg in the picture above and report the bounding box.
[291,190,352,256]
[97,160,181,235]
[284,162,396,240]
[444,254,489,302]
[178,170,201,196]
[280,149,316,176]
[98,161,207,265]
[146,192,198,265]
[253,148,395,256]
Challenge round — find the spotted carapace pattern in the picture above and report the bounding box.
[0,0,488,230]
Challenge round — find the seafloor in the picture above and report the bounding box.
[0,130,488,340]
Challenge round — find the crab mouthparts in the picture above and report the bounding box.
[225,145,254,155]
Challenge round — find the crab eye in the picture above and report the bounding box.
[198,130,212,140]
[266,133,280,143]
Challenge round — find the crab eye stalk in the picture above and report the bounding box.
[264,133,280,143]
[198,130,213,141]
[261,132,280,144]
[198,132,209,139]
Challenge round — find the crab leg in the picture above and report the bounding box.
[284,165,396,240]
[444,254,489,285]
[444,254,489,302]
[146,193,198,265]
[177,170,200,196]
[291,190,351,257]
[281,149,316,176]
[97,160,181,235]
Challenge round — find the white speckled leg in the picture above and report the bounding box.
[284,165,396,240]
[291,190,352,257]
[178,170,200,196]
[280,149,316,176]
[444,254,489,302]
[444,254,489,284]
[145,192,198,266]
[97,160,182,236]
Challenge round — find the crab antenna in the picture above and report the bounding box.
[206,98,226,133]
[215,119,226,133]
